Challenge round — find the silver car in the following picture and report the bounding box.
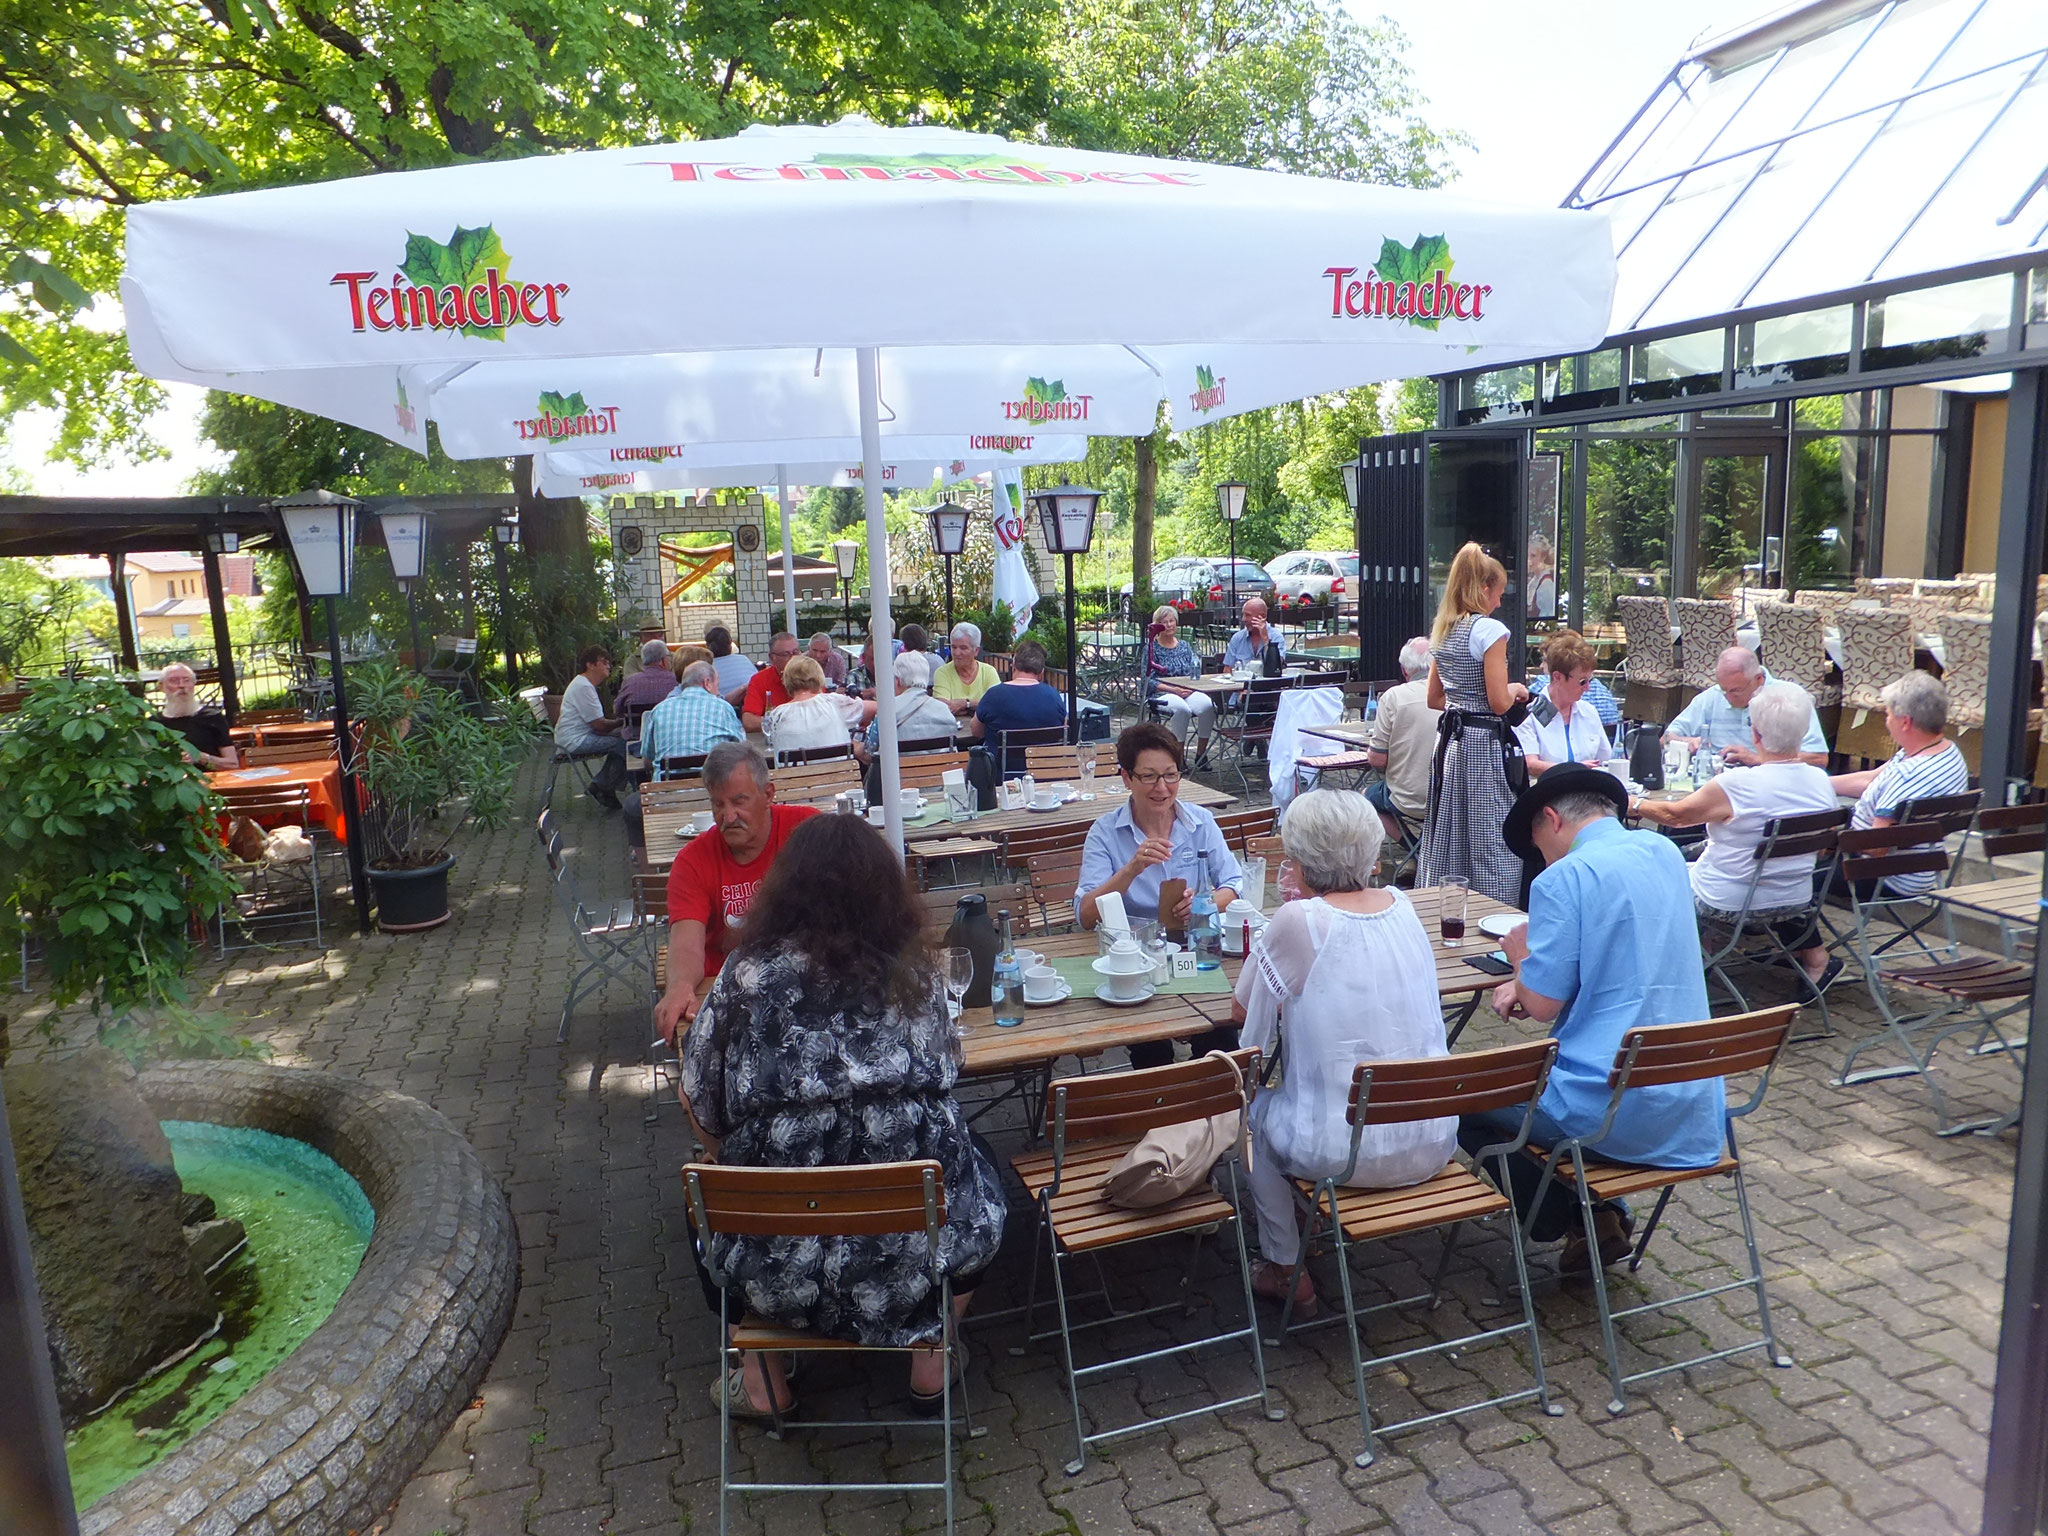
[1267,550,1358,603]
[1118,556,1276,618]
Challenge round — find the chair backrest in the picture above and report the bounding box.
[1975,801,2048,861]
[1897,790,1980,841]
[215,783,314,821]
[1351,1039,1558,1127]
[1615,595,1677,684]
[1025,743,1081,778]
[922,882,1033,932]
[1000,821,1090,864]
[1025,848,1086,929]
[1245,833,1284,864]
[682,1160,944,1242]
[1609,1005,1797,1093]
[1214,806,1280,851]
[1753,602,1828,694]
[772,759,862,805]
[1241,674,1293,726]
[776,741,853,766]
[1672,598,1738,689]
[427,635,479,672]
[895,748,971,789]
[1837,607,1915,708]
[1046,1052,1254,1148]
[633,869,669,923]
[516,685,549,725]
[1935,612,1993,720]
[242,741,337,765]
[1914,578,1977,608]
[536,806,557,845]
[1751,806,1851,865]
[1838,820,1953,891]
[657,752,710,780]
[1792,586,1857,625]
[235,706,305,727]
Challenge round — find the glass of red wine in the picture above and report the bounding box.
[1439,877,1470,948]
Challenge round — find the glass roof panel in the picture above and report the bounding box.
[1571,0,2048,334]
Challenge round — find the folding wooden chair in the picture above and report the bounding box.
[1524,1005,1799,1413]
[1023,848,1086,933]
[543,829,647,1045]
[682,1160,971,1536]
[1214,806,1279,852]
[635,870,676,1122]
[1010,1053,1282,1474]
[1278,1040,1562,1466]
[212,784,325,954]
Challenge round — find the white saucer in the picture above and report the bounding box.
[1024,982,1073,1006]
[1477,913,1522,939]
[1095,982,1157,1007]
[1026,798,1067,813]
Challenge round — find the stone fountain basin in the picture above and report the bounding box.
[79,1062,518,1536]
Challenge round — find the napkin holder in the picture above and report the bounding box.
[942,768,974,822]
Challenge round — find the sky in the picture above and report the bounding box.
[5,0,1764,499]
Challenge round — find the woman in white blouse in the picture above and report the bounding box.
[1515,630,1613,775]
[763,655,864,756]
[1232,790,1456,1317]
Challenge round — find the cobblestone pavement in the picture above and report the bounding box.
[49,753,2024,1536]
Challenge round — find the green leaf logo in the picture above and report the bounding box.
[538,390,589,420]
[1376,233,1454,331]
[399,225,512,339]
[1024,377,1066,403]
[1195,365,1216,391]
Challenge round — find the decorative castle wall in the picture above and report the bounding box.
[606,493,773,659]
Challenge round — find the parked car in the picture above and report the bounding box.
[1118,556,1276,619]
[1268,550,1358,604]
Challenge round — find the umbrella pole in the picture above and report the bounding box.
[858,347,903,859]
[776,465,799,636]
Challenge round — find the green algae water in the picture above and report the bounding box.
[64,1121,374,1511]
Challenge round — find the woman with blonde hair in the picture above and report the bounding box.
[1422,542,1529,905]
[763,654,863,756]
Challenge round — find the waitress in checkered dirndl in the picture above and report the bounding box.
[1421,544,1530,908]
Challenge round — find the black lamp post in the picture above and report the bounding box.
[491,520,519,688]
[1027,485,1102,745]
[377,503,427,671]
[832,538,860,644]
[924,501,971,639]
[1217,480,1248,621]
[275,488,371,935]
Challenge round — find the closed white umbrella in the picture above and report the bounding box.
[536,433,1089,497]
[124,116,1615,853]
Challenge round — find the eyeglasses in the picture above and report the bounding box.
[1129,770,1182,787]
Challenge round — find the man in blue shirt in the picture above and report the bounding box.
[1222,597,1286,672]
[973,640,1068,775]
[1665,646,1828,765]
[1458,765,1723,1269]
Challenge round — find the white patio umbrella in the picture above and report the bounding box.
[124,116,1615,852]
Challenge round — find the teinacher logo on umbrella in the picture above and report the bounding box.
[608,445,687,463]
[1002,378,1091,423]
[1189,366,1226,413]
[331,225,568,339]
[969,434,1042,452]
[1323,234,1491,330]
[517,391,621,442]
[639,151,1204,188]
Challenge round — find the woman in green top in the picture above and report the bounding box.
[935,621,1001,738]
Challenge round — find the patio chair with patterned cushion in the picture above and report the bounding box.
[1615,596,1680,687]
[1859,577,1915,603]
[1672,598,1738,690]
[1837,607,1915,715]
[1935,611,2035,737]
[1792,587,1857,626]
[1754,601,1841,707]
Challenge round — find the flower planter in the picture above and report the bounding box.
[369,856,456,932]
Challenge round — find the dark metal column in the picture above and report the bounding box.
[1983,364,2048,1536]
[490,539,518,690]
[200,544,240,719]
[0,1080,80,1536]
[1980,366,2048,801]
[108,551,140,671]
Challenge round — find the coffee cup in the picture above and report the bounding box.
[866,805,886,827]
[1023,965,1060,1001]
[1031,790,1061,811]
[900,787,922,815]
[690,811,714,835]
[1220,910,1265,955]
[1106,965,1148,1000]
[1012,947,1043,972]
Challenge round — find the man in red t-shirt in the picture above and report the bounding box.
[654,742,819,1046]
[739,631,800,732]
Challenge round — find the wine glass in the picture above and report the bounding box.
[943,946,974,1021]
[1077,741,1099,800]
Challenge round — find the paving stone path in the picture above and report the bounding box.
[39,752,2022,1536]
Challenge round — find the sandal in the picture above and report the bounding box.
[907,1333,968,1417]
[709,1364,799,1422]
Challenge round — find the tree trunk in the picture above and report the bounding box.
[1132,432,1159,619]
[512,455,603,690]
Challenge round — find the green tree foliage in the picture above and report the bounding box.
[0,562,99,678]
[0,677,237,1015]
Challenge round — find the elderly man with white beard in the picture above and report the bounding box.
[154,662,240,769]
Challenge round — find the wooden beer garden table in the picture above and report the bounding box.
[204,759,350,841]
[1930,875,2041,928]
[639,777,1234,871]
[1297,719,1374,750]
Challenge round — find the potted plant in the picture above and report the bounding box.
[346,662,538,931]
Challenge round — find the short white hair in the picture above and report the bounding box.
[892,650,931,689]
[640,639,668,667]
[1280,788,1382,894]
[1397,636,1431,680]
[950,621,981,648]
[1716,646,1763,683]
[1882,670,1948,734]
[1747,682,1813,755]
[680,660,716,688]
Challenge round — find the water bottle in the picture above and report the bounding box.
[991,909,1025,1027]
[1190,853,1221,970]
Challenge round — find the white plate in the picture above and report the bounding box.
[1026,798,1067,813]
[1094,982,1157,1007]
[1477,913,1522,939]
[1024,982,1073,1007]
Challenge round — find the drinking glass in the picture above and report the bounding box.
[1241,856,1267,912]
[1077,741,1099,800]
[1438,877,1470,948]
[943,946,974,1021]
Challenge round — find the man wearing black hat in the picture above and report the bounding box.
[1460,765,1725,1272]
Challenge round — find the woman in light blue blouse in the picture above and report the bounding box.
[1144,605,1217,769]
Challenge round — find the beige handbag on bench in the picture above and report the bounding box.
[1100,1051,1253,1209]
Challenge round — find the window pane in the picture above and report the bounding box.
[1585,437,1676,621]
[1789,435,1869,587]
[1544,350,1623,412]
[1866,274,2015,369]
[1736,305,1854,387]
[1456,365,1535,426]
[1694,454,1769,598]
[1629,329,1725,403]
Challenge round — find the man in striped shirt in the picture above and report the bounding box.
[1831,670,1971,897]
